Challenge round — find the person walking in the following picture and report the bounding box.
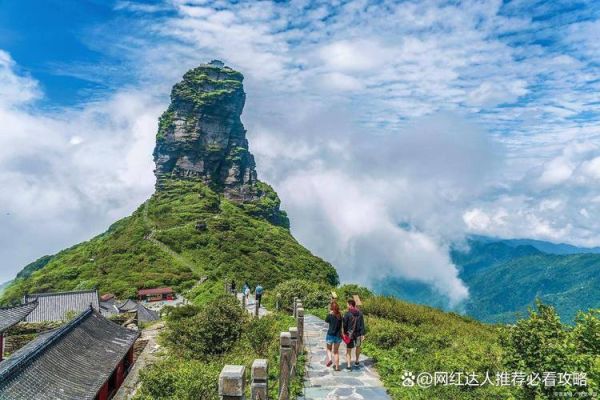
[230,279,236,294]
[243,282,250,304]
[255,284,264,308]
[325,301,342,371]
[343,298,365,370]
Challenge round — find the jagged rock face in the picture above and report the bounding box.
[153,61,290,228]
[153,62,259,201]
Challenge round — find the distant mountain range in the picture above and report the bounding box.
[377,236,600,323]
[470,235,600,255]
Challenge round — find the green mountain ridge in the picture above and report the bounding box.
[377,239,600,323]
[0,61,337,305]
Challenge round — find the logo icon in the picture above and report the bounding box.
[402,371,416,387]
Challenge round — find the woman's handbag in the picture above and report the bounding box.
[342,315,357,344]
[342,331,352,344]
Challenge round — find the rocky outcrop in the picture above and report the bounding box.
[153,61,289,227]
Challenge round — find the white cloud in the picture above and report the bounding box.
[320,72,364,91]
[318,40,388,72]
[0,50,40,107]
[467,80,528,107]
[0,53,160,282]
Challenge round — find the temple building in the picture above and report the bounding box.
[117,299,160,323]
[23,289,100,322]
[0,301,38,361]
[0,307,139,400]
[137,287,175,302]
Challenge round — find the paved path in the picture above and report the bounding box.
[113,322,164,400]
[236,293,268,317]
[301,314,390,400]
[142,200,197,271]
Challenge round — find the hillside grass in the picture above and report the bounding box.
[358,296,512,399]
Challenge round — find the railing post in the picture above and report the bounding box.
[251,359,268,400]
[288,327,298,374]
[219,365,246,400]
[292,297,298,317]
[278,332,291,400]
[275,293,281,311]
[296,307,304,353]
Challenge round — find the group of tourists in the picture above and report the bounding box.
[231,279,364,372]
[324,298,365,371]
[235,280,264,307]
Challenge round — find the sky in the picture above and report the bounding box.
[0,0,599,304]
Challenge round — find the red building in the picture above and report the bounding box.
[0,307,139,400]
[137,287,175,302]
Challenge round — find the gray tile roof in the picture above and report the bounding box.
[117,299,138,312]
[0,308,139,400]
[136,305,160,323]
[23,289,99,322]
[118,300,160,322]
[99,299,119,316]
[0,302,38,333]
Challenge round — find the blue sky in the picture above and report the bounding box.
[1,0,599,301]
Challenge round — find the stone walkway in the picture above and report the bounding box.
[236,293,268,317]
[113,322,164,399]
[301,314,390,400]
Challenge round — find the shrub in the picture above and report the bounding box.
[164,295,244,358]
[273,279,331,311]
[245,315,276,356]
[362,295,444,326]
[135,358,219,400]
[336,283,373,303]
[162,304,200,321]
[367,318,412,349]
[504,303,600,399]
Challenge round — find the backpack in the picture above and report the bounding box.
[255,286,264,295]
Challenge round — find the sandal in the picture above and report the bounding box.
[334,366,340,371]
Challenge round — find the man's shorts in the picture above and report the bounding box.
[346,336,362,349]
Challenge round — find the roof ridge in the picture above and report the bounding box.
[0,299,38,311]
[0,307,93,382]
[24,289,98,298]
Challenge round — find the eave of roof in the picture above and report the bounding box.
[0,301,38,333]
[137,287,173,295]
[0,307,140,399]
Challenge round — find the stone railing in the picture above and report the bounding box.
[218,298,305,400]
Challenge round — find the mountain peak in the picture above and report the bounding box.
[153,62,258,202]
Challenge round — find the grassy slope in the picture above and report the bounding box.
[1,179,337,304]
